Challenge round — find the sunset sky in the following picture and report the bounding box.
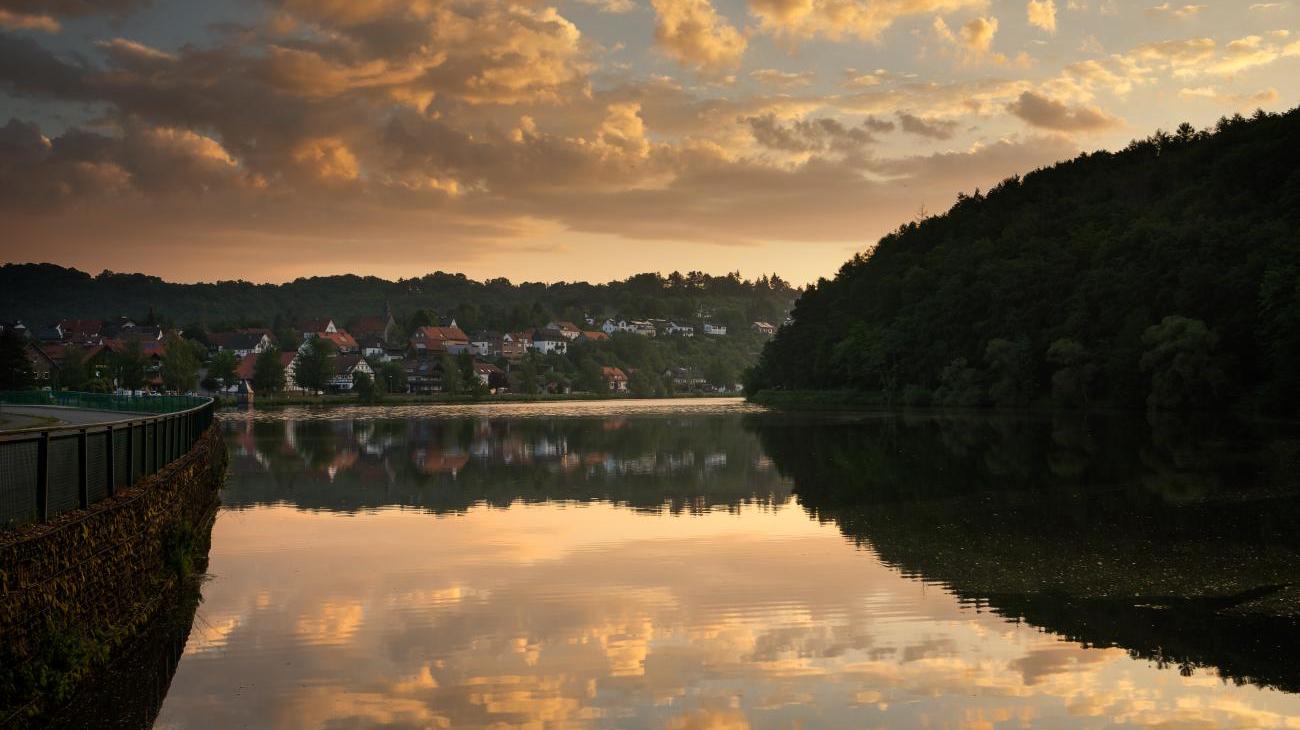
[1,0,1297,284]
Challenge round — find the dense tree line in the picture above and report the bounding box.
[748,107,1300,413]
[0,267,797,338]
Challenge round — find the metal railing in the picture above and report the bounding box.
[0,392,216,530]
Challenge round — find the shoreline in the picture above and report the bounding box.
[217,391,743,409]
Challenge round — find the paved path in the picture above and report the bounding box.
[0,405,138,432]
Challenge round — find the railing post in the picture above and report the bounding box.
[126,421,135,484]
[78,428,89,509]
[36,432,49,522]
[106,425,116,497]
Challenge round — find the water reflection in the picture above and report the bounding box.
[140,403,1300,729]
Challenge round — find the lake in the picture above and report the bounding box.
[65,399,1300,728]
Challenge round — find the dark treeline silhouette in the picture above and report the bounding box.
[0,266,796,337]
[748,410,1300,692]
[748,106,1300,413]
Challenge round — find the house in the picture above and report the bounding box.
[59,319,104,344]
[664,322,694,337]
[665,367,708,390]
[25,344,60,386]
[236,350,305,392]
[410,325,469,355]
[752,321,777,336]
[472,361,508,391]
[298,318,337,339]
[359,337,391,359]
[233,353,259,392]
[0,320,28,337]
[579,331,609,342]
[209,331,272,358]
[499,333,527,360]
[317,329,359,353]
[349,311,397,345]
[627,320,656,337]
[546,321,582,341]
[403,357,441,394]
[702,321,727,336]
[35,323,64,342]
[470,331,501,357]
[601,366,628,392]
[329,354,374,391]
[532,328,569,355]
[600,319,619,335]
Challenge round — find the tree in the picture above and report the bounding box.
[984,337,1033,407]
[1140,316,1227,410]
[377,360,407,394]
[0,329,34,390]
[114,340,147,391]
[628,369,660,397]
[704,357,738,392]
[253,346,286,393]
[1047,338,1098,408]
[208,350,239,390]
[58,345,90,391]
[517,356,540,395]
[295,338,336,393]
[575,358,606,394]
[353,370,380,403]
[161,336,202,393]
[439,354,464,394]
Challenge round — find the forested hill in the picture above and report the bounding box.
[0,266,796,335]
[748,106,1300,414]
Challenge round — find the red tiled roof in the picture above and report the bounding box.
[411,326,468,343]
[59,319,103,335]
[582,331,609,341]
[319,330,358,350]
[601,366,628,381]
[235,354,258,380]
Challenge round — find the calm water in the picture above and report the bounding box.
[89,400,1300,728]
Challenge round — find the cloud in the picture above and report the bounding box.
[750,68,815,88]
[1027,0,1057,33]
[651,0,747,72]
[932,15,1028,66]
[1178,85,1280,110]
[1144,3,1207,19]
[897,112,959,139]
[0,0,148,20]
[747,114,880,154]
[1205,33,1300,74]
[574,0,637,12]
[0,8,59,31]
[1007,90,1123,132]
[747,0,985,42]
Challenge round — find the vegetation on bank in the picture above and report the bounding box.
[747,107,1300,415]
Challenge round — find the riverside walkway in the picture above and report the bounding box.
[0,391,216,528]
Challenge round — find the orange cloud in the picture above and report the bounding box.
[651,0,748,72]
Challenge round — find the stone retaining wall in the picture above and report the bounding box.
[0,425,227,723]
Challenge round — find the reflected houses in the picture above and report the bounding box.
[220,412,791,515]
[747,411,1300,693]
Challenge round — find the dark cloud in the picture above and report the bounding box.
[897,112,959,140]
[0,0,149,18]
[1007,91,1123,132]
[747,114,879,154]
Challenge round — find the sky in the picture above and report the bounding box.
[0,0,1297,285]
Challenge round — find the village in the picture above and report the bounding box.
[0,310,782,400]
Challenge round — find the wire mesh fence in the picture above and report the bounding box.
[0,392,215,530]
